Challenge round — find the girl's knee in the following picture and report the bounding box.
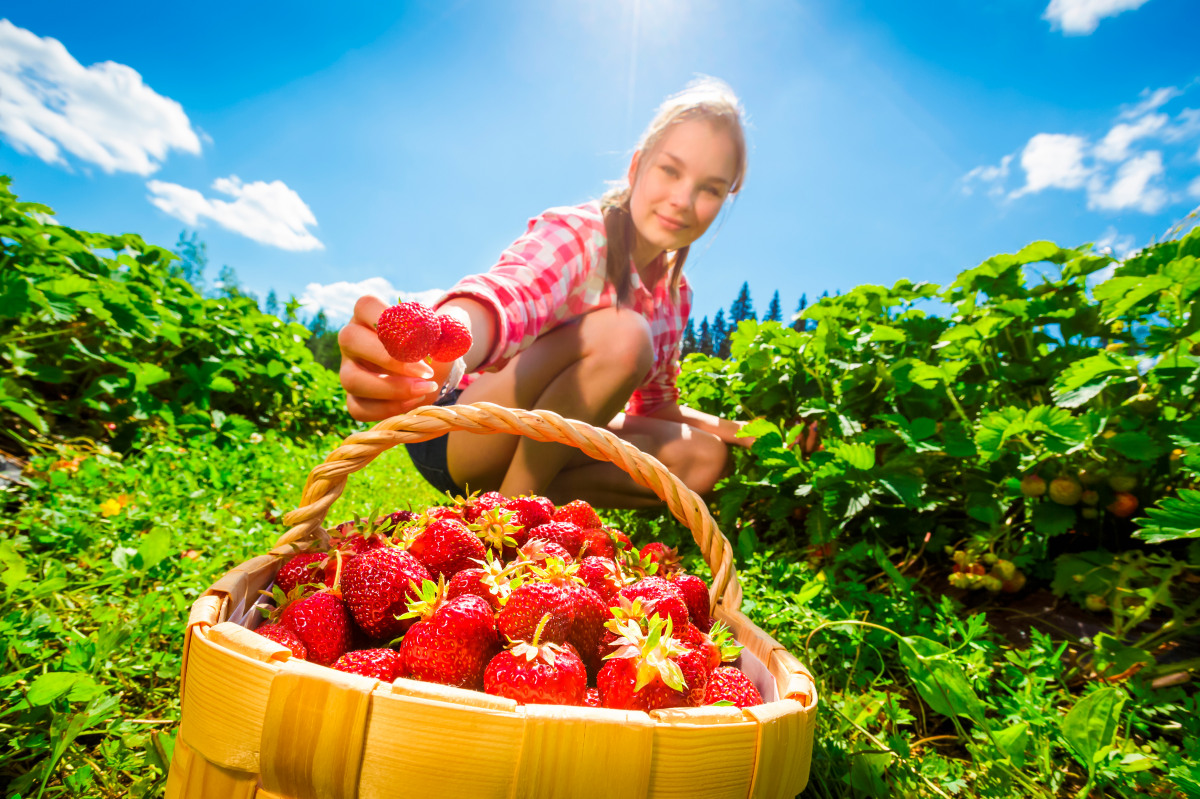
[672,430,729,496]
[582,308,653,380]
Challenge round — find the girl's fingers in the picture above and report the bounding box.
[340,358,437,401]
[346,394,431,422]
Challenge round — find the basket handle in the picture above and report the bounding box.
[274,402,743,612]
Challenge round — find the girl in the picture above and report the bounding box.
[338,77,754,508]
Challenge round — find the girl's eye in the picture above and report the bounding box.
[661,165,678,177]
[703,186,723,196]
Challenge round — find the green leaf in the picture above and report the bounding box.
[1051,353,1135,408]
[25,672,101,706]
[993,722,1029,768]
[898,636,989,726]
[209,376,237,393]
[829,441,875,470]
[849,750,893,796]
[133,362,173,391]
[1093,274,1172,319]
[1061,686,1126,770]
[1134,489,1200,543]
[1106,431,1165,462]
[1092,633,1155,679]
[136,528,173,572]
[1032,501,1076,535]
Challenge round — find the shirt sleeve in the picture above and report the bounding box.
[435,205,608,372]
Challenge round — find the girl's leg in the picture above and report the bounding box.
[447,307,654,496]
[445,307,730,506]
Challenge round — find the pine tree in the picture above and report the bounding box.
[697,317,713,356]
[712,309,729,358]
[792,294,808,332]
[729,281,756,324]
[172,230,208,290]
[264,289,280,317]
[765,290,782,323]
[681,318,698,356]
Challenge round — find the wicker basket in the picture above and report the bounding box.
[166,402,818,799]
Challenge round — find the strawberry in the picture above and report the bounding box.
[640,542,682,575]
[279,588,353,666]
[671,573,712,632]
[408,518,486,580]
[483,615,587,705]
[430,313,473,362]
[553,499,603,530]
[582,687,602,707]
[460,490,507,524]
[528,521,585,558]
[469,507,524,558]
[597,615,692,711]
[704,666,763,708]
[376,301,441,363]
[579,527,619,559]
[618,575,690,629]
[447,555,525,611]
[398,580,499,689]
[341,545,431,641]
[578,555,627,602]
[333,648,402,681]
[497,581,575,645]
[254,622,308,659]
[275,551,329,595]
[529,558,609,678]
[503,495,554,534]
[518,538,572,565]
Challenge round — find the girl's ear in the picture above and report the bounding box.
[627,150,642,189]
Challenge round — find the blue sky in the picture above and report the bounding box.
[1,0,1198,327]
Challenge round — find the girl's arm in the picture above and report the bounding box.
[646,402,756,448]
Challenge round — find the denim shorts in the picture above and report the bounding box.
[404,389,463,496]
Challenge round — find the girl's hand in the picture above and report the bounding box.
[338,295,447,421]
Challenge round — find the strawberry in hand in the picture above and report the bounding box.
[375,301,473,364]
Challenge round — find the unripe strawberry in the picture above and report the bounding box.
[999,572,1026,593]
[1084,594,1108,612]
[1080,490,1099,506]
[1020,475,1046,498]
[1081,507,1099,520]
[1108,474,1137,493]
[1048,477,1082,506]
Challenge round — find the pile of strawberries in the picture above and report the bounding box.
[254,494,764,710]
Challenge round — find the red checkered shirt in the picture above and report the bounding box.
[437,201,691,416]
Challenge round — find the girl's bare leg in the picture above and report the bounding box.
[446,307,729,505]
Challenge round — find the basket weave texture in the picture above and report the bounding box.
[166,402,819,799]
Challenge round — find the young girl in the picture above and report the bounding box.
[338,77,754,508]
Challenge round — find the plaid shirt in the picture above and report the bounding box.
[437,201,691,416]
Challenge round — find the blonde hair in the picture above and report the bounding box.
[602,76,749,305]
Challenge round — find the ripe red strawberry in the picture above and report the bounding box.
[518,538,572,565]
[483,619,587,706]
[408,518,486,579]
[579,527,617,559]
[429,313,473,362]
[469,507,523,558]
[279,588,353,666]
[597,616,691,711]
[341,545,431,641]
[333,648,402,681]
[497,581,575,645]
[398,581,499,689]
[578,555,627,602]
[275,552,329,595]
[704,666,763,708]
[671,573,712,632]
[529,558,609,678]
[528,521,585,558]
[640,542,682,575]
[460,491,507,523]
[582,687,602,707]
[618,576,690,629]
[254,622,308,659]
[503,495,554,534]
[376,302,440,363]
[553,499,603,530]
[447,555,524,611]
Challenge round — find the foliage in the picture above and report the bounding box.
[676,230,1200,796]
[0,177,347,455]
[0,431,444,797]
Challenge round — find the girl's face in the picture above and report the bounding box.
[627,117,739,268]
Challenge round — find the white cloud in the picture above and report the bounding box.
[1094,226,1137,258]
[1165,108,1200,143]
[298,278,444,323]
[962,154,1012,196]
[1119,87,1179,120]
[1087,151,1168,213]
[146,176,323,251]
[1095,113,1168,161]
[1010,134,1092,198]
[1043,0,1152,35]
[0,19,200,175]
[1189,175,1200,199]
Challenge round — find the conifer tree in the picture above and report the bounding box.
[765,290,782,323]
[792,293,808,332]
[681,318,698,356]
[697,317,713,356]
[729,281,756,324]
[264,289,280,317]
[172,230,207,290]
[712,309,729,358]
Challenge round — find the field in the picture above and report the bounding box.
[2,174,1199,798]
